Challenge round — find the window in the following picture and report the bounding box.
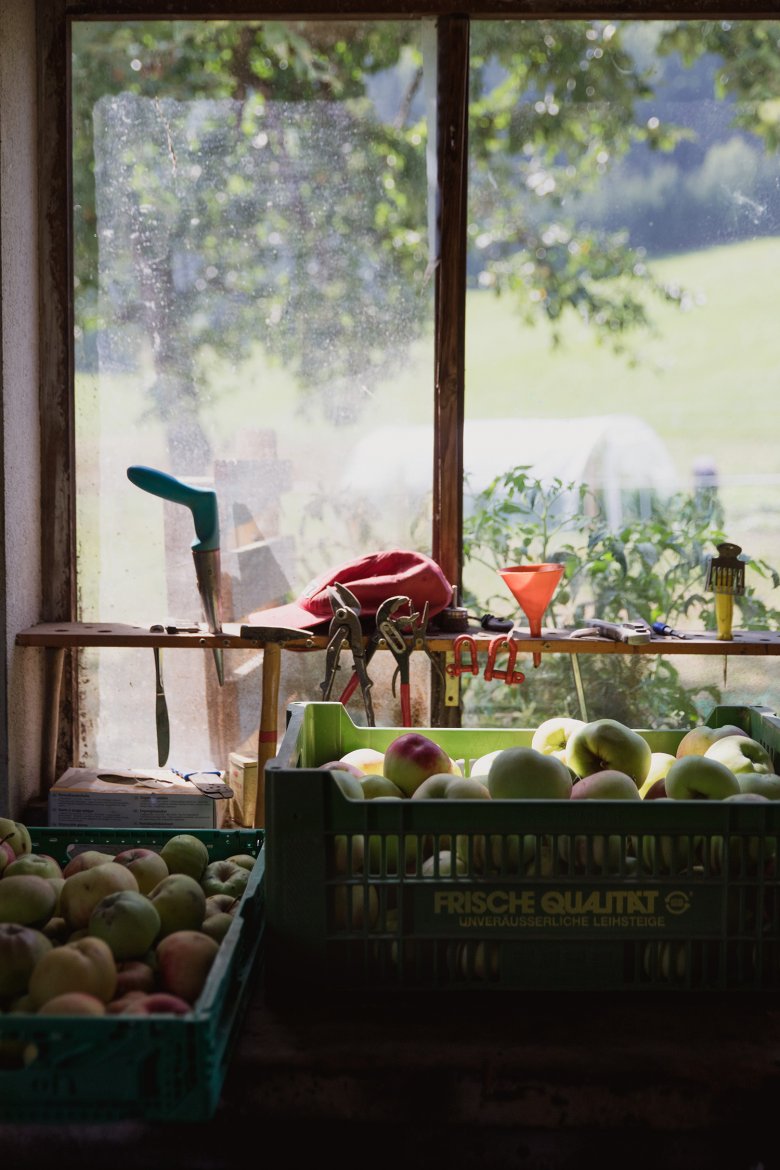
[43,3,780,768]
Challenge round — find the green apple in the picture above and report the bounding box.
[0,874,58,928]
[156,929,220,1005]
[641,825,696,874]
[383,732,454,798]
[225,854,256,872]
[738,773,780,799]
[665,754,741,800]
[365,829,420,877]
[486,746,573,799]
[159,834,209,881]
[201,912,234,943]
[88,889,162,960]
[332,834,365,876]
[0,923,53,999]
[338,748,385,776]
[639,752,676,798]
[148,873,207,938]
[676,723,748,759]
[360,775,405,799]
[201,859,250,899]
[5,853,62,880]
[566,718,651,786]
[330,770,365,800]
[704,735,774,775]
[28,935,117,1008]
[531,716,586,762]
[412,772,463,799]
[113,847,169,895]
[421,850,467,877]
[60,862,139,931]
[0,819,31,859]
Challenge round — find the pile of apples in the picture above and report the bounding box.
[0,824,255,1017]
[318,718,779,891]
[323,716,780,804]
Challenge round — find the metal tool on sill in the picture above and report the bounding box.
[149,624,170,766]
[320,583,375,726]
[705,541,746,641]
[571,619,652,645]
[338,595,410,708]
[127,465,225,686]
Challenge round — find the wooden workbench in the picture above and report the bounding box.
[16,621,780,805]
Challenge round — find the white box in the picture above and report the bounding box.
[48,767,231,830]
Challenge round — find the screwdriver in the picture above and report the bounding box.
[651,621,687,639]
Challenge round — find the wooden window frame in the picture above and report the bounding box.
[37,0,778,758]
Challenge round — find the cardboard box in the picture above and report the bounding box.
[48,767,232,830]
[227,751,260,827]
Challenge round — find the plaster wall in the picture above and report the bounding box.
[0,0,45,816]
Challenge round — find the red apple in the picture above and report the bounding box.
[156,930,219,1004]
[62,850,117,878]
[676,723,748,759]
[383,732,455,797]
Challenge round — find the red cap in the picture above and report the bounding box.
[244,549,453,630]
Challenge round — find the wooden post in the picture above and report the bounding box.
[255,642,282,827]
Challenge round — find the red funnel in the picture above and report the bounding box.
[498,563,564,666]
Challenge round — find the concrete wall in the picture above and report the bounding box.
[0,0,45,817]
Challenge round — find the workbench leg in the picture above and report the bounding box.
[41,646,66,800]
[255,642,281,828]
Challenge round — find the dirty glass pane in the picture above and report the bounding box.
[72,20,435,770]
[463,20,780,727]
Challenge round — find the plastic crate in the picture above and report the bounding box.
[0,827,264,1122]
[265,702,780,993]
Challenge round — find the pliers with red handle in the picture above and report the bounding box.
[338,595,410,708]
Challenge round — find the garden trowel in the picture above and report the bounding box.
[127,465,225,686]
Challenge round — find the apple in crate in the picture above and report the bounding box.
[0,818,32,859]
[201,860,249,899]
[738,773,780,799]
[60,862,139,932]
[486,746,573,799]
[0,923,53,998]
[5,853,63,880]
[36,991,107,1016]
[148,873,206,937]
[0,874,58,928]
[28,935,117,1008]
[113,847,169,895]
[665,755,740,800]
[360,775,405,799]
[531,717,586,762]
[639,753,676,798]
[62,850,117,877]
[567,718,651,786]
[156,930,220,1005]
[676,723,748,758]
[88,889,162,961]
[704,735,774,776]
[338,748,386,776]
[114,959,156,997]
[565,769,640,873]
[383,732,455,797]
[160,834,209,881]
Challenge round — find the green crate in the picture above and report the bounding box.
[0,827,264,1122]
[265,702,780,993]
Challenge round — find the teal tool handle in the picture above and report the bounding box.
[127,465,219,552]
